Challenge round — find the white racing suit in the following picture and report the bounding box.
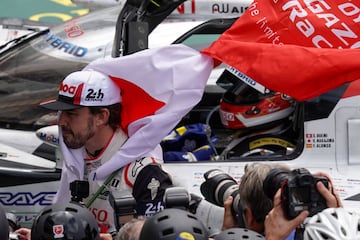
[54,128,173,234]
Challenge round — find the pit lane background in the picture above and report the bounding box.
[1,0,89,25]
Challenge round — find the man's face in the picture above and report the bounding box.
[58,107,96,149]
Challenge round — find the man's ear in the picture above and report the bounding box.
[95,108,110,126]
[243,207,253,227]
[244,207,264,233]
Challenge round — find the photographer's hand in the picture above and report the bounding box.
[100,233,112,240]
[15,228,31,240]
[221,196,238,230]
[314,172,343,208]
[265,189,308,240]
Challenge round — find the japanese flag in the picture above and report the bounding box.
[84,44,213,179]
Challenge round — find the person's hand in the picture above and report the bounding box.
[314,172,343,208]
[265,189,308,240]
[15,228,31,240]
[100,233,113,240]
[221,196,239,230]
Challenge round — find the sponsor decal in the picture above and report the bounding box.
[37,132,59,145]
[17,214,38,224]
[145,201,164,216]
[64,20,84,38]
[177,0,195,14]
[226,65,267,94]
[212,4,248,14]
[249,137,295,149]
[176,232,195,240]
[53,225,64,238]
[147,178,160,200]
[85,88,105,102]
[0,192,56,206]
[131,158,145,177]
[248,0,360,48]
[220,110,235,122]
[176,0,248,15]
[45,32,88,57]
[89,207,109,223]
[60,82,82,95]
[305,133,334,148]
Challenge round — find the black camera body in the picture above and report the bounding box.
[263,168,329,219]
[70,180,90,204]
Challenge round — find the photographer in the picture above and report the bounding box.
[17,201,100,240]
[116,216,145,240]
[221,163,290,234]
[265,171,343,240]
[139,208,210,240]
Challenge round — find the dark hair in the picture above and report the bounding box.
[89,103,122,131]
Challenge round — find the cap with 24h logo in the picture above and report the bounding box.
[40,70,121,111]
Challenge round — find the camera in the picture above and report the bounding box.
[200,169,240,214]
[109,190,137,229]
[263,168,329,219]
[163,186,191,210]
[70,180,89,204]
[110,186,192,230]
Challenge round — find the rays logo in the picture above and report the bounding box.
[0,192,56,206]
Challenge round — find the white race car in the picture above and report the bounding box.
[1,0,360,234]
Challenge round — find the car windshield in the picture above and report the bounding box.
[0,16,234,130]
[0,6,125,130]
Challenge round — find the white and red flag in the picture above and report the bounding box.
[84,44,213,179]
[202,0,360,101]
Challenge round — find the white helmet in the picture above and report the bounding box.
[303,207,360,240]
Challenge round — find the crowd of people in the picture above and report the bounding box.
[7,161,358,240]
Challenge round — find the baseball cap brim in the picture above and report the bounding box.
[40,99,83,111]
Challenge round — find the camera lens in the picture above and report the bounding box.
[200,169,240,213]
[263,168,289,200]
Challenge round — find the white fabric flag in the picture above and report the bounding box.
[83,44,213,179]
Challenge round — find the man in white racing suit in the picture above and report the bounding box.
[16,44,214,240]
[40,70,173,239]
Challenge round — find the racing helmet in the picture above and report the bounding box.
[31,202,100,240]
[303,207,360,240]
[139,208,209,240]
[217,66,294,129]
[214,228,265,240]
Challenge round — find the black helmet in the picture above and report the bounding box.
[214,228,265,240]
[0,204,9,240]
[139,208,209,240]
[31,202,100,240]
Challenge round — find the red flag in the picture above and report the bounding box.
[202,0,360,100]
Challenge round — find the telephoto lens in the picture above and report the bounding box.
[262,168,289,200]
[200,169,240,214]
